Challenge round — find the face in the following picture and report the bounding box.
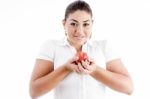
[63,10,93,47]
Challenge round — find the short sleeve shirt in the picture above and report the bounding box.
[37,37,120,99]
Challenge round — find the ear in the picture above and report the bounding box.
[91,19,94,25]
[92,19,94,23]
[62,19,66,27]
[90,33,92,39]
[62,20,67,36]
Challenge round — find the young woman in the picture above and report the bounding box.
[29,1,134,99]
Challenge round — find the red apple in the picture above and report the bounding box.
[77,52,88,62]
[73,52,89,65]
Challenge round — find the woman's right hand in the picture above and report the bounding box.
[64,56,83,74]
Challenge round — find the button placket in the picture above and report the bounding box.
[82,44,88,99]
[69,44,88,99]
[68,45,83,99]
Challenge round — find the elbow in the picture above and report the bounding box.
[30,91,37,99]
[116,77,134,95]
[124,79,134,95]
[127,91,133,95]
[126,88,134,95]
[30,90,38,99]
[29,82,39,99]
[116,84,134,95]
[30,87,37,99]
[126,83,134,95]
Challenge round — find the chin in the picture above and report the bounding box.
[75,41,86,45]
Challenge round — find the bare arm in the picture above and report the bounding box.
[29,56,81,99]
[90,59,134,95]
[29,59,70,99]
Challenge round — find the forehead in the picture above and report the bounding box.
[67,10,92,22]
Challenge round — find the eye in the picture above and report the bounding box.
[83,23,89,27]
[70,23,76,26]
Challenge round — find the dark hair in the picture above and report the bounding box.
[64,0,93,21]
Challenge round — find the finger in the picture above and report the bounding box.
[71,56,79,62]
[82,68,90,74]
[88,57,96,65]
[81,61,88,69]
[78,62,85,72]
[75,68,82,74]
[88,57,94,61]
[85,60,90,65]
[70,57,79,65]
[70,64,81,74]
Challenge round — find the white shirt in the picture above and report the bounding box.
[37,38,120,99]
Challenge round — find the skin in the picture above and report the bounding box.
[63,10,93,52]
[29,10,134,99]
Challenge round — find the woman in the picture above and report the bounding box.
[29,0,134,99]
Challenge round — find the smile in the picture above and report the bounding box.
[74,36,84,40]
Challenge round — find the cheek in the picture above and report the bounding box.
[85,27,91,32]
[66,31,74,38]
[87,33,92,38]
[67,29,75,35]
[85,30,92,37]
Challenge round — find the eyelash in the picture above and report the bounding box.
[83,23,89,27]
[70,23,89,27]
[70,23,76,26]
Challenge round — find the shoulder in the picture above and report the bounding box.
[41,39,63,47]
[38,39,64,53]
[37,39,63,61]
[89,39,116,54]
[89,39,107,48]
[43,39,60,45]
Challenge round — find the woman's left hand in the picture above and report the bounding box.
[77,58,97,75]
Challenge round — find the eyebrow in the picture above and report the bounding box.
[69,19,90,23]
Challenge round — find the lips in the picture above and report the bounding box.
[74,36,84,40]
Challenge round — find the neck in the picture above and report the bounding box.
[67,39,83,52]
[75,45,82,52]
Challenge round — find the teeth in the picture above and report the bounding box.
[75,36,83,38]
[76,37,83,39]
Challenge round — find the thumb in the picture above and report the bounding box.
[88,57,94,62]
[74,56,79,61]
[88,57,95,64]
[70,56,79,62]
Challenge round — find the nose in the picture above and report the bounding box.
[76,25,84,35]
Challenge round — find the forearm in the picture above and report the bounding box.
[90,66,133,95]
[30,65,71,98]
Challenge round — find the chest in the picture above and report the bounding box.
[53,45,106,69]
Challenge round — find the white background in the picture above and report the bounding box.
[0,0,150,99]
